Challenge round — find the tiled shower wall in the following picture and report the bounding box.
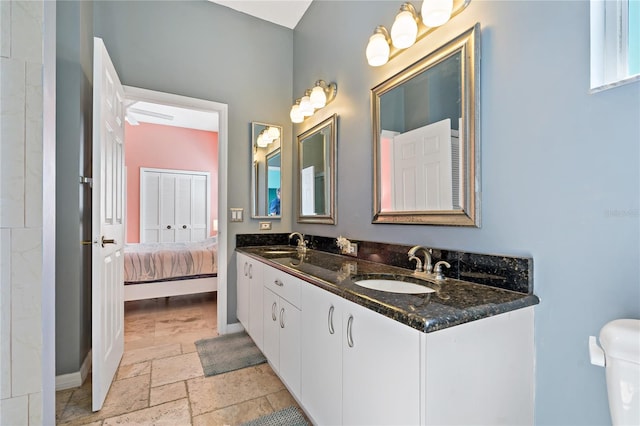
[1,1,45,424]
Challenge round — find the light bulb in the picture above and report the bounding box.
[391,10,418,49]
[421,0,453,27]
[290,104,303,123]
[267,126,280,140]
[366,30,390,67]
[299,94,314,116]
[310,84,327,109]
[257,133,269,148]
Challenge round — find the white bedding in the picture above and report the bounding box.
[124,237,217,284]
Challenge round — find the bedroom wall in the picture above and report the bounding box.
[293,1,639,424]
[124,122,219,243]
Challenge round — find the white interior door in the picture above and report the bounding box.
[392,118,453,211]
[301,166,315,215]
[91,37,125,411]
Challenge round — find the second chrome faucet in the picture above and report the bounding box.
[289,232,308,252]
[408,245,451,281]
[408,245,433,275]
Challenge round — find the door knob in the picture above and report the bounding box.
[101,236,116,247]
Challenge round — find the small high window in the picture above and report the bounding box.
[590,0,640,92]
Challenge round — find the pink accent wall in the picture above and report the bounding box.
[125,122,219,243]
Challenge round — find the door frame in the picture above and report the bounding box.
[123,86,230,333]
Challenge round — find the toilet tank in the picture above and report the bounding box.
[598,319,640,426]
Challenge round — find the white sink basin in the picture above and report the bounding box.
[354,279,435,294]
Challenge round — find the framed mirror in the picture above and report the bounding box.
[297,114,337,224]
[372,24,480,226]
[251,122,282,218]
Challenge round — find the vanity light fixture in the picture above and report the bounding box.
[366,0,470,67]
[290,99,304,123]
[290,80,337,123]
[366,26,391,67]
[256,126,280,148]
[390,3,419,49]
[299,90,314,117]
[422,0,454,27]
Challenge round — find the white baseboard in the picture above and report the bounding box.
[55,349,91,391]
[224,322,245,335]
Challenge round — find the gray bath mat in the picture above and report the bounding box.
[241,406,309,426]
[195,331,266,377]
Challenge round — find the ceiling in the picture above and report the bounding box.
[126,1,313,132]
[207,0,313,29]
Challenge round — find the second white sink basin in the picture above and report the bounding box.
[354,279,435,294]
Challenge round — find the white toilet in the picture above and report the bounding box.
[589,319,640,426]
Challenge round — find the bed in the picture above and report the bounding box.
[123,236,218,301]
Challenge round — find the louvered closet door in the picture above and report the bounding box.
[190,175,208,241]
[141,171,161,242]
[160,173,177,242]
[140,168,210,243]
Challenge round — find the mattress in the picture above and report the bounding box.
[124,237,217,284]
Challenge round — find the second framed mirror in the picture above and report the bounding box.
[297,114,337,224]
[251,122,282,218]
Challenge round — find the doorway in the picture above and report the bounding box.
[123,85,230,336]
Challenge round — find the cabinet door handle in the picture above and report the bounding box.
[328,305,335,335]
[182,225,187,229]
[279,308,285,329]
[347,315,354,348]
[274,279,283,287]
[271,302,277,321]
[248,264,253,279]
[166,225,172,229]
[244,261,248,277]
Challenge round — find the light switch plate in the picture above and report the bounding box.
[259,221,272,230]
[230,208,243,222]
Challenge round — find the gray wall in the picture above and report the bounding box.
[55,0,93,375]
[293,1,639,424]
[92,0,294,327]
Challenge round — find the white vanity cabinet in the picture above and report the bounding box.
[262,265,302,398]
[300,281,421,426]
[300,282,344,426]
[236,253,264,349]
[237,250,535,426]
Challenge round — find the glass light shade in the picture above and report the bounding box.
[299,95,314,116]
[391,10,418,49]
[310,85,327,109]
[366,32,390,67]
[256,134,269,148]
[290,104,303,123]
[267,126,280,140]
[421,0,453,27]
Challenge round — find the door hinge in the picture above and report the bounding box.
[80,176,93,187]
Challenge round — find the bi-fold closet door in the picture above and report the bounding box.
[140,167,210,243]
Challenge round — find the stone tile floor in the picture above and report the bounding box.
[56,292,301,425]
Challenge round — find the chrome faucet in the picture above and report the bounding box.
[289,232,307,252]
[408,245,433,275]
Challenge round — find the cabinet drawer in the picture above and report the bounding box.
[263,265,301,308]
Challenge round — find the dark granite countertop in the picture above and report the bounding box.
[237,245,540,333]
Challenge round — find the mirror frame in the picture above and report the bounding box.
[296,114,337,224]
[251,121,283,219]
[371,23,481,227]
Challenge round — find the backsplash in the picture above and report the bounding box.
[236,233,533,295]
